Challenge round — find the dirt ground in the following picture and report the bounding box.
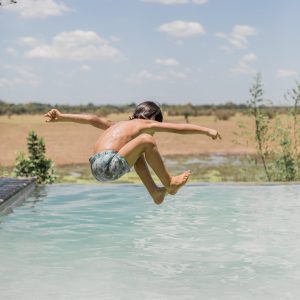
[0,113,257,167]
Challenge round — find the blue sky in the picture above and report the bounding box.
[0,0,299,105]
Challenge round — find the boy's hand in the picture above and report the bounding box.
[208,129,222,140]
[44,109,62,122]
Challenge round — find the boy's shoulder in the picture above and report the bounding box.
[130,119,155,127]
[108,119,150,127]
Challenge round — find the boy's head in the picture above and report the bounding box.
[130,101,163,122]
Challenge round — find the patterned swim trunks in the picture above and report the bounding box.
[89,150,131,182]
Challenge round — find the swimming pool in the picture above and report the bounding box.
[0,184,300,300]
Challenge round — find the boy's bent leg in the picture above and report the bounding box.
[118,133,190,195]
[134,155,166,205]
[118,133,172,187]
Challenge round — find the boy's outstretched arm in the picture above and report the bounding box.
[44,109,114,130]
[145,121,221,140]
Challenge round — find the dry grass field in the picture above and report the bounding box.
[0,113,257,167]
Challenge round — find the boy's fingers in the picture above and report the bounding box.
[44,114,52,119]
[44,110,59,123]
[212,133,221,140]
[44,111,54,117]
[44,115,56,122]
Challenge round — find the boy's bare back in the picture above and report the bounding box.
[94,119,150,154]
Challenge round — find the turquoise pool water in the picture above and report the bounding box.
[0,184,300,300]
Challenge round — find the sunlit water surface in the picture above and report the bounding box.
[0,184,300,300]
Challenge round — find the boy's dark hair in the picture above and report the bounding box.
[130,101,163,122]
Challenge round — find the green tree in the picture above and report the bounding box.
[13,130,57,184]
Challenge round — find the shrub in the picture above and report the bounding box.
[13,130,57,184]
[286,80,300,178]
[240,74,300,181]
[248,73,271,181]
[214,109,236,121]
[270,117,298,181]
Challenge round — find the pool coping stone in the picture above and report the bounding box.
[0,177,36,212]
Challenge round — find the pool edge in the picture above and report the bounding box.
[0,178,36,214]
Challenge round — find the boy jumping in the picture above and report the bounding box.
[44,101,221,204]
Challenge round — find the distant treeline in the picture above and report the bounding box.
[0,100,292,120]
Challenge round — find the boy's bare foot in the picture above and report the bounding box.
[168,171,191,195]
[152,187,167,205]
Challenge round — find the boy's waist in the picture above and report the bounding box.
[89,150,118,164]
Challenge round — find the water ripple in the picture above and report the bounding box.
[0,184,300,299]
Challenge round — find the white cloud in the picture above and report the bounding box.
[158,20,205,38]
[167,70,187,79]
[276,69,298,78]
[53,30,107,46]
[6,47,18,56]
[216,25,257,49]
[192,0,208,4]
[128,69,187,84]
[18,36,40,47]
[230,53,257,75]
[3,0,72,18]
[128,70,166,84]
[142,0,208,4]
[110,35,121,43]
[143,0,188,4]
[0,63,40,87]
[0,78,13,87]
[230,62,255,75]
[81,64,91,71]
[155,58,179,66]
[22,30,124,62]
[242,53,257,62]
[220,45,232,54]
